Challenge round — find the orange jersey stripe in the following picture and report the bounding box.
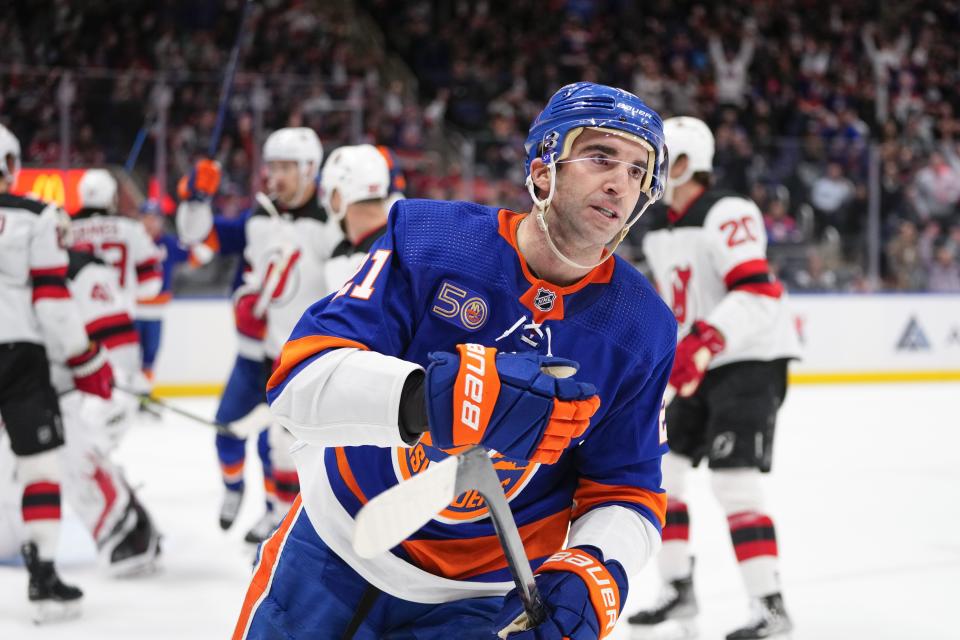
[138,291,173,306]
[400,508,570,580]
[572,478,667,527]
[232,494,302,639]
[220,460,245,480]
[267,335,369,392]
[335,447,369,505]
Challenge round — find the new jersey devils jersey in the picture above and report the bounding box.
[49,252,141,394]
[265,201,677,603]
[0,193,87,361]
[70,209,163,316]
[243,198,342,359]
[641,190,801,368]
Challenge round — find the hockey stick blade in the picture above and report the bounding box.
[353,452,459,558]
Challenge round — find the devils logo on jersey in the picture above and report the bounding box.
[671,266,692,323]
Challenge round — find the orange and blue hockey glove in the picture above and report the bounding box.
[493,546,627,639]
[424,344,600,464]
[177,158,222,201]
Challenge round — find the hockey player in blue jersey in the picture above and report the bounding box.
[176,161,277,542]
[233,82,677,640]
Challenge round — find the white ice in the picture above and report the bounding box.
[0,383,957,639]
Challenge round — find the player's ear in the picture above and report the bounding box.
[529,157,551,194]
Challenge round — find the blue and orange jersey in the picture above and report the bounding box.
[268,200,676,585]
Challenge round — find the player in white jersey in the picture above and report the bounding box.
[0,123,114,622]
[630,117,800,640]
[53,249,162,576]
[178,127,342,541]
[320,143,394,288]
[70,169,164,320]
[0,248,162,578]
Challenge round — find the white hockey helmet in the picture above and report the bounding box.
[662,116,714,204]
[263,127,323,204]
[0,123,22,185]
[320,144,390,221]
[78,169,119,211]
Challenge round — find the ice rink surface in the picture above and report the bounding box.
[0,382,957,639]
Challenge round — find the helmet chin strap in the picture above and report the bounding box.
[526,161,649,271]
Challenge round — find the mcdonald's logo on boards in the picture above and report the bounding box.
[11,168,90,214]
[31,173,66,206]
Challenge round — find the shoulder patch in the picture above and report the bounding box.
[430,279,490,331]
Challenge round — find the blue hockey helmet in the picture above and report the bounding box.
[522,82,669,269]
[524,82,668,207]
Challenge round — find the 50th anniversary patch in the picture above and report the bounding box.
[430,280,490,331]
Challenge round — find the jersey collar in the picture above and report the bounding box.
[497,209,614,323]
[667,185,706,225]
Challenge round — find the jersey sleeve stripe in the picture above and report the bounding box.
[86,313,139,349]
[30,266,69,279]
[334,447,369,505]
[232,495,302,640]
[571,478,667,527]
[730,280,784,298]
[266,335,370,392]
[136,261,163,282]
[30,266,70,302]
[724,259,783,298]
[400,508,570,581]
[723,259,770,288]
[32,284,71,302]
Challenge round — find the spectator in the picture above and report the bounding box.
[886,220,927,290]
[790,247,839,292]
[765,198,803,244]
[926,242,960,292]
[709,27,756,109]
[810,161,855,235]
[909,147,960,222]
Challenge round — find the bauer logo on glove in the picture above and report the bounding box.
[425,344,600,465]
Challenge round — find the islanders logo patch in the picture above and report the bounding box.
[431,280,489,331]
[393,442,538,524]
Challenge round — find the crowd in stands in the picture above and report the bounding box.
[2,0,960,292]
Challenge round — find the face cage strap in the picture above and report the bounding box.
[525,159,655,271]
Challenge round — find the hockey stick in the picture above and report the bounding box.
[113,386,272,439]
[353,445,547,629]
[208,0,256,158]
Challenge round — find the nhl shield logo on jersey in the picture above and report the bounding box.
[533,287,557,312]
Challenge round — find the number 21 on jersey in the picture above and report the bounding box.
[334,249,392,300]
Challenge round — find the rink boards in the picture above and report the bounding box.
[150,294,960,396]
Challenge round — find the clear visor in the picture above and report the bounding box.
[555,155,649,185]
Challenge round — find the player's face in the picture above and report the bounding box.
[266,160,305,207]
[549,129,650,250]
